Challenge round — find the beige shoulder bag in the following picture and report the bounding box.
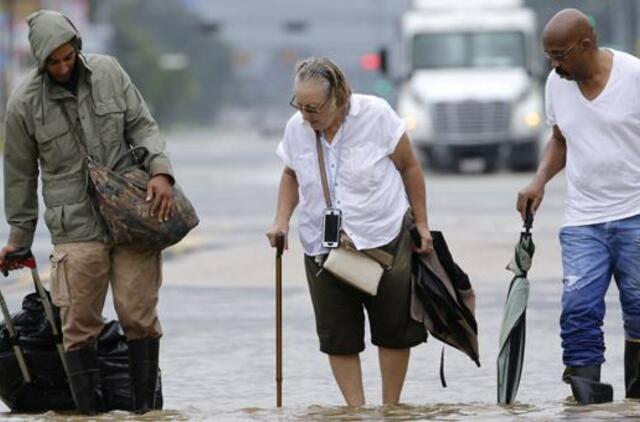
[315,131,393,295]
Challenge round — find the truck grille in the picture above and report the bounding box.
[432,101,511,144]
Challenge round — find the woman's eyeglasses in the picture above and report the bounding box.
[289,95,331,115]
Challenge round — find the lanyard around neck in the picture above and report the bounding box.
[321,124,345,206]
[315,131,333,208]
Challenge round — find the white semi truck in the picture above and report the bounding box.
[396,0,544,172]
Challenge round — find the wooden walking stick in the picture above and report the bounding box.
[275,233,285,407]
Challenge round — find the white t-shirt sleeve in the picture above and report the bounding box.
[376,98,407,155]
[544,73,557,127]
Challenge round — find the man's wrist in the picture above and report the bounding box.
[151,173,173,183]
[415,221,430,231]
[149,160,175,185]
[8,227,34,249]
[533,168,551,186]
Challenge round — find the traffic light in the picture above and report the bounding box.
[360,52,381,71]
[360,48,388,75]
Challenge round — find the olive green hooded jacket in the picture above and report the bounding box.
[3,10,174,247]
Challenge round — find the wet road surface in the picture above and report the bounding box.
[0,128,637,420]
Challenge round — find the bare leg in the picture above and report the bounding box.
[329,354,365,407]
[379,347,410,405]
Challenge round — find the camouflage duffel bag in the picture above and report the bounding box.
[88,158,199,250]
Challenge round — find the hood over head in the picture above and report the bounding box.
[26,10,82,71]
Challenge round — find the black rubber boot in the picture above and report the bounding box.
[129,338,159,414]
[64,345,104,415]
[625,341,640,399]
[562,365,613,405]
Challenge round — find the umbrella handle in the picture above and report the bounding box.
[409,225,421,248]
[524,200,534,233]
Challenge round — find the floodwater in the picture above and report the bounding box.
[1,281,637,421]
[0,130,638,420]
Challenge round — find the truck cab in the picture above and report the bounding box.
[396,0,544,172]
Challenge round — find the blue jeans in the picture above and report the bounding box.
[559,214,640,367]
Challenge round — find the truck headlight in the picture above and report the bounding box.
[524,112,541,128]
[511,82,544,139]
[405,116,418,131]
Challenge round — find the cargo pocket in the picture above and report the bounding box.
[95,100,125,145]
[50,252,70,307]
[44,206,64,240]
[60,199,97,239]
[34,117,76,174]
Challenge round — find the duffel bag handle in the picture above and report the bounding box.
[111,146,150,172]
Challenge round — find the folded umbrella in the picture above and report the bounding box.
[410,229,480,374]
[497,208,534,405]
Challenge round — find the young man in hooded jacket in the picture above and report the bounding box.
[0,10,174,415]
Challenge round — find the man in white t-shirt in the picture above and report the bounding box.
[517,8,640,403]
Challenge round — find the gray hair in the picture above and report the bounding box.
[294,57,351,107]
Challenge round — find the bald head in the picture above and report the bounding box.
[543,9,595,48]
[542,9,601,81]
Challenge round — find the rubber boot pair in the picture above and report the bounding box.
[65,345,104,415]
[129,337,160,414]
[562,365,613,405]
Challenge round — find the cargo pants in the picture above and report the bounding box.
[50,241,163,351]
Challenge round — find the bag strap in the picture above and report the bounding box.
[315,131,394,268]
[111,146,149,171]
[59,101,92,162]
[440,346,447,388]
[315,131,332,208]
[341,233,394,269]
[60,101,147,171]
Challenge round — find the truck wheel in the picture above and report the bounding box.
[423,146,457,173]
[509,142,539,172]
[509,157,538,172]
[483,157,498,174]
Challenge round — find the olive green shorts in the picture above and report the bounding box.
[304,225,427,355]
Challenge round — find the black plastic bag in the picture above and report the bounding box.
[0,292,162,412]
